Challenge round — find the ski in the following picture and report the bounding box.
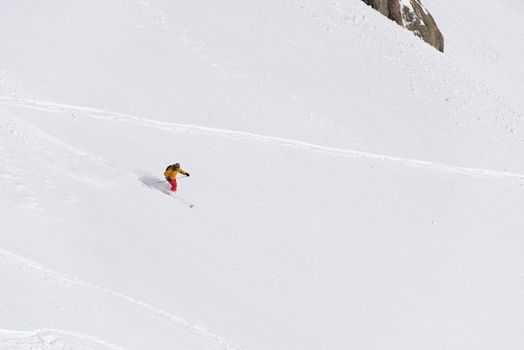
[171,195,195,208]
[140,177,194,208]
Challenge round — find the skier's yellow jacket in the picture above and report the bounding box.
[164,165,188,180]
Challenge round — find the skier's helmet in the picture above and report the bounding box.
[174,163,180,169]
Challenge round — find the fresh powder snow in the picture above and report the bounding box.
[1,1,523,349]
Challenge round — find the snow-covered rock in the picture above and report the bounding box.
[362,0,444,51]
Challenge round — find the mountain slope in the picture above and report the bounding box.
[424,0,524,112]
[1,0,522,171]
[1,0,524,349]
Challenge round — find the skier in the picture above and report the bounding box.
[164,163,190,192]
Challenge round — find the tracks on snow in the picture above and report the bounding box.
[0,328,128,350]
[1,96,523,181]
[0,247,245,350]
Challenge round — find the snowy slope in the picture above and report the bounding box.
[424,0,524,112]
[1,0,523,171]
[1,0,524,349]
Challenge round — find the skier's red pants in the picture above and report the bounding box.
[168,179,177,192]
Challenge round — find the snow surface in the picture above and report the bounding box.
[1,0,524,349]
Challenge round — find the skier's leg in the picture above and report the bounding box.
[169,179,178,192]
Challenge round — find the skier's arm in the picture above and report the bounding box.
[181,169,190,176]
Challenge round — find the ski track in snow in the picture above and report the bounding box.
[0,247,245,350]
[0,328,128,350]
[1,96,523,182]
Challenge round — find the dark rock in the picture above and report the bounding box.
[362,0,444,52]
[362,0,389,16]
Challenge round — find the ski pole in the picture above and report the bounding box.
[147,175,189,185]
[148,180,167,185]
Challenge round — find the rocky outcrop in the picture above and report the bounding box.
[362,0,444,52]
